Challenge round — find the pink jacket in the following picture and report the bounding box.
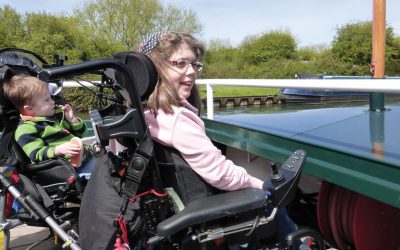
[144,102,264,191]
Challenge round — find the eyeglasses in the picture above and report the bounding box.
[169,59,203,72]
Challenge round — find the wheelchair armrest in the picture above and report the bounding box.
[157,188,267,238]
[27,158,77,186]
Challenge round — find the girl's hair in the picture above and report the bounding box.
[146,32,204,115]
[3,75,48,112]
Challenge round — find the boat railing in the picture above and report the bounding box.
[196,78,400,119]
[64,78,400,119]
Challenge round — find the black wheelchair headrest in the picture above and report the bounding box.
[0,48,47,82]
[114,51,158,101]
[0,48,48,131]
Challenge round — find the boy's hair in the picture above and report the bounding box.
[3,75,48,112]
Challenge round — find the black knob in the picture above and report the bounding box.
[270,162,278,175]
[270,162,284,182]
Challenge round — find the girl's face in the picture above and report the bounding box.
[165,43,198,99]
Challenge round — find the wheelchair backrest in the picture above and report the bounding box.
[153,141,221,205]
[114,51,158,102]
[87,51,158,149]
[0,48,49,170]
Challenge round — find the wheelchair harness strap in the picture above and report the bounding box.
[116,130,165,247]
[120,130,154,199]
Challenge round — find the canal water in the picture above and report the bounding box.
[77,97,400,119]
[206,96,400,116]
[207,101,368,116]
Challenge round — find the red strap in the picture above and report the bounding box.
[115,217,129,245]
[129,189,168,203]
[113,236,129,250]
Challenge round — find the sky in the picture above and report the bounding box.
[2,0,400,47]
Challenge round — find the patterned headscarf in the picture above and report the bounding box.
[138,32,164,55]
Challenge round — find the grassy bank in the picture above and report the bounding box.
[198,86,280,98]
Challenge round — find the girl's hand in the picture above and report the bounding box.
[60,104,79,124]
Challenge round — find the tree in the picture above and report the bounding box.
[203,45,241,78]
[331,22,372,66]
[239,31,297,65]
[297,44,329,62]
[386,36,400,75]
[331,21,400,67]
[19,12,90,63]
[74,0,202,57]
[207,38,233,51]
[0,6,24,48]
[156,5,202,35]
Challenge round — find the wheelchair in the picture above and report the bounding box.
[0,48,88,250]
[0,48,325,249]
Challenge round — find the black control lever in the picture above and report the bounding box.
[270,162,284,182]
[265,150,307,208]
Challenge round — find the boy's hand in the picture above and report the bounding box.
[60,104,79,124]
[55,141,81,159]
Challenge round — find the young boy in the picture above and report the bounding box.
[3,75,93,177]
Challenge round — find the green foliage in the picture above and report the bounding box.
[331,22,373,65]
[74,0,158,56]
[201,22,400,80]
[203,46,242,78]
[240,31,297,65]
[73,0,201,57]
[207,39,233,50]
[62,88,98,112]
[0,6,24,48]
[0,1,202,61]
[296,44,329,62]
[385,59,400,76]
[19,13,90,63]
[158,5,202,35]
[384,26,400,59]
[331,21,400,71]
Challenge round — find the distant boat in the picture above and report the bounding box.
[280,73,400,103]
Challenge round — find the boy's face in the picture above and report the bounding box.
[29,90,56,117]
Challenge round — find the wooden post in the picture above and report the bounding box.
[372,0,386,78]
[370,0,385,158]
[370,0,386,111]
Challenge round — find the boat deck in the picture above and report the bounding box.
[204,104,400,208]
